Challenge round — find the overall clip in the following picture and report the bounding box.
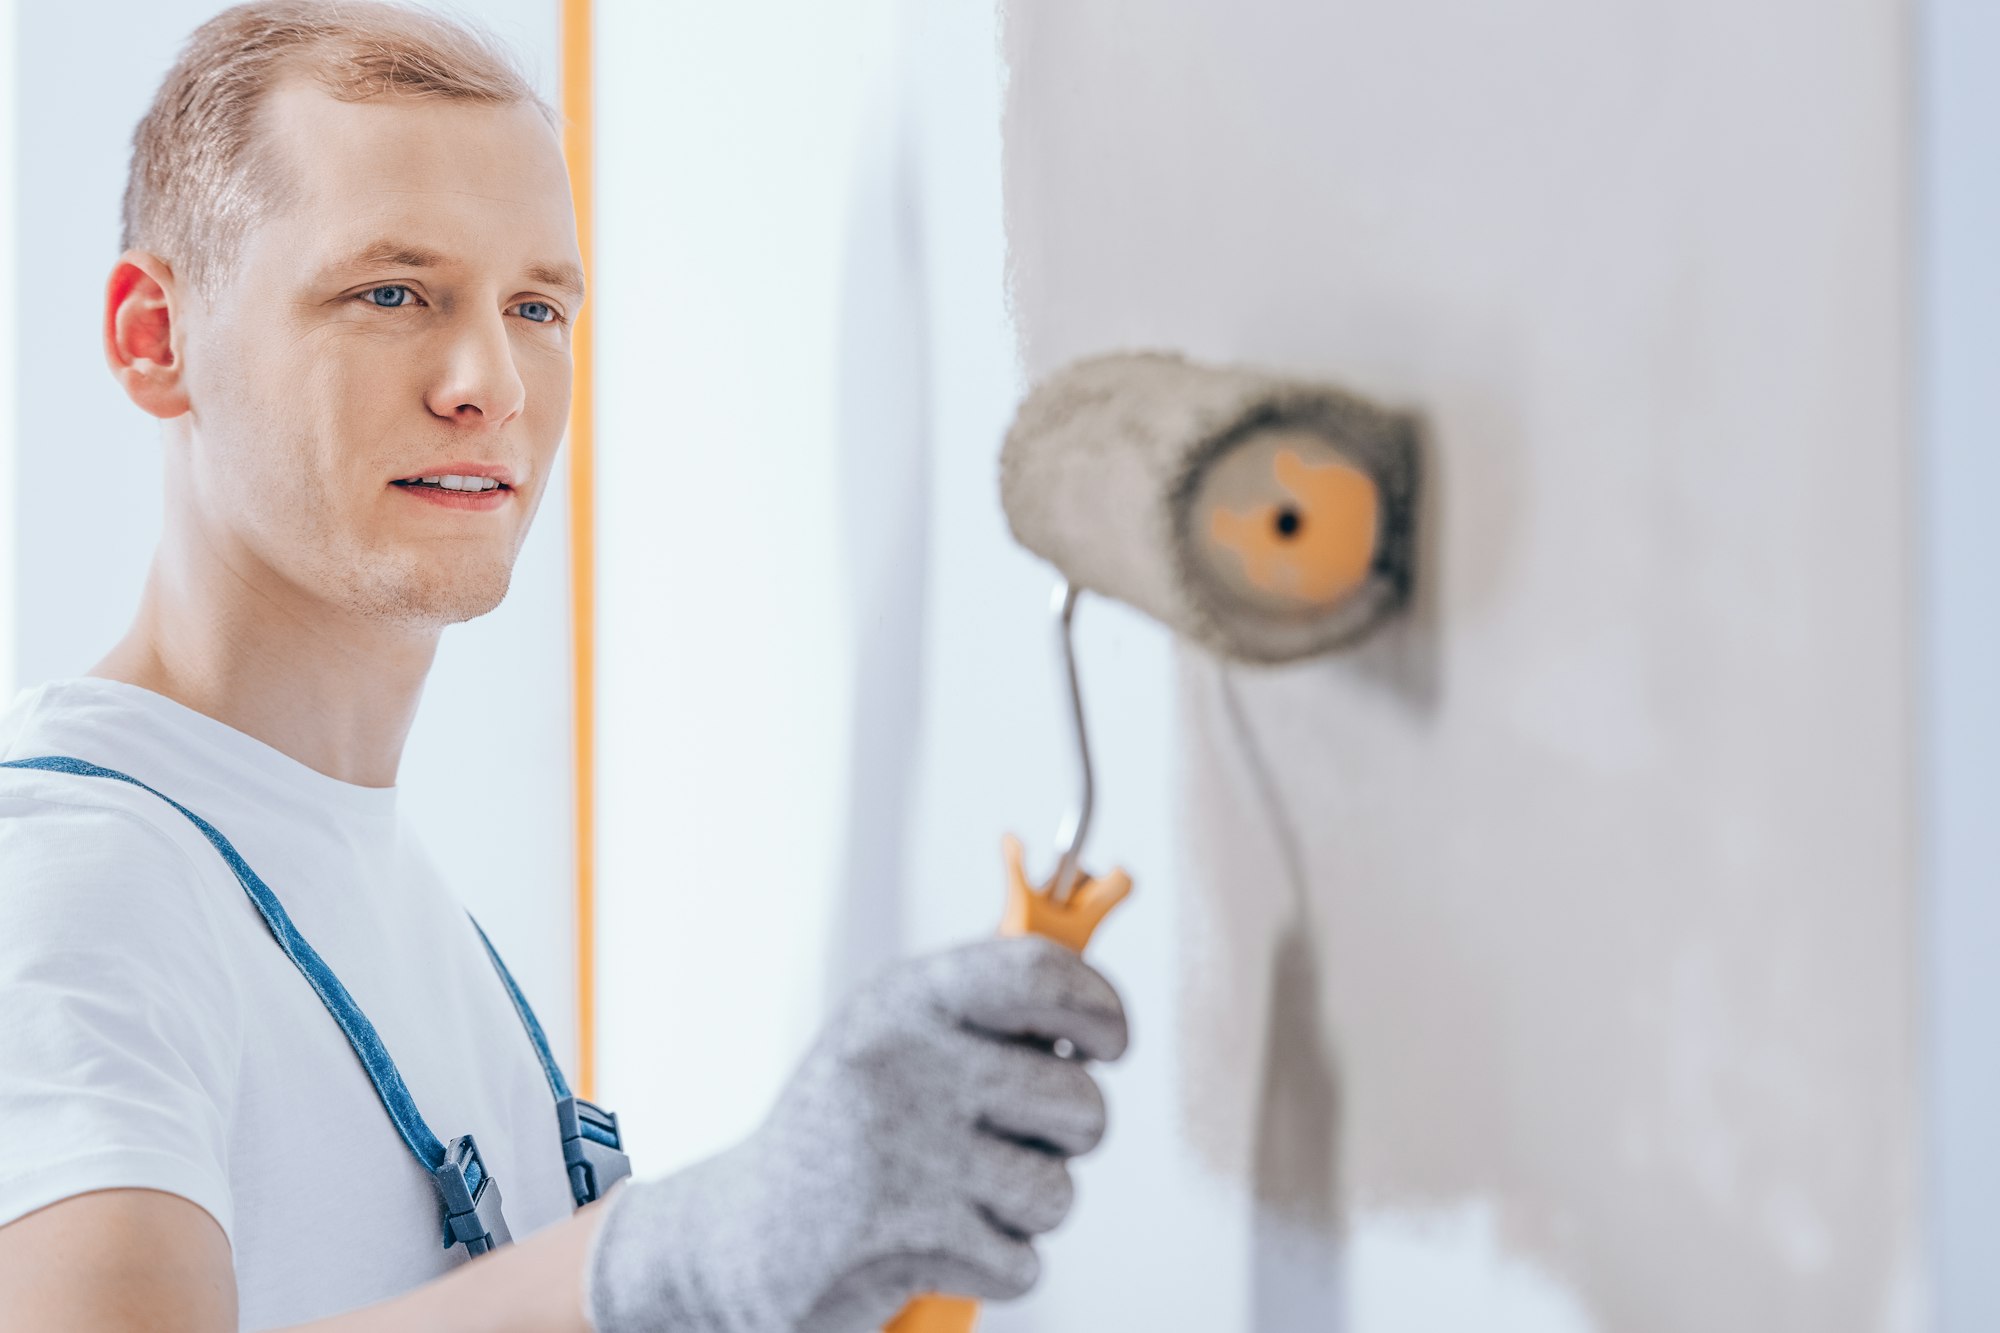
[436,1134,511,1254]
[557,1095,632,1206]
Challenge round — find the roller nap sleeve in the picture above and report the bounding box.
[999,351,1419,664]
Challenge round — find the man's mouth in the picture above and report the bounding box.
[393,474,509,493]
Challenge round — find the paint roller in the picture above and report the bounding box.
[886,350,1420,1333]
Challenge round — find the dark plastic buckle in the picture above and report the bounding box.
[436,1134,512,1255]
[556,1095,632,1206]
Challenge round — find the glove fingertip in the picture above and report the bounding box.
[968,1239,1043,1303]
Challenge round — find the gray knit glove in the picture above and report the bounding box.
[583,934,1129,1333]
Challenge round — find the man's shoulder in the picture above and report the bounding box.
[0,760,212,860]
[0,765,225,945]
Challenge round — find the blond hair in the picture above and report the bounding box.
[123,1,550,295]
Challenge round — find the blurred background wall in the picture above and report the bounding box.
[0,0,15,703]
[8,1,2000,1331]
[1919,2,2000,1330]
[590,0,903,1174]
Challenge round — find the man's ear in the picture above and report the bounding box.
[104,251,191,420]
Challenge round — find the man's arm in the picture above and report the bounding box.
[1,935,1128,1333]
[0,1187,604,1333]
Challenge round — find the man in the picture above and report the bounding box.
[0,4,1127,1330]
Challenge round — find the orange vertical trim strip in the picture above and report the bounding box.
[561,0,597,1102]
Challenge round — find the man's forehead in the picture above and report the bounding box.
[250,83,579,291]
[264,78,557,163]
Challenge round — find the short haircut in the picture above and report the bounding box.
[122,0,552,296]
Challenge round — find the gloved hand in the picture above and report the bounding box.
[583,934,1129,1333]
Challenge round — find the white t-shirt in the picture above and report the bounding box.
[0,678,578,1330]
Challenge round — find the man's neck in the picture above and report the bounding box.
[91,547,439,790]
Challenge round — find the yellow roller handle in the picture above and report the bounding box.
[886,1295,982,1333]
[883,835,1133,1333]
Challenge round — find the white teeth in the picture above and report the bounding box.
[403,473,502,491]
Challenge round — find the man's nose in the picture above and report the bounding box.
[425,310,527,428]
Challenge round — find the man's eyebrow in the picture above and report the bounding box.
[526,260,586,296]
[317,242,585,297]
[323,240,452,276]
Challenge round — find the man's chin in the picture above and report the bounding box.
[342,563,515,629]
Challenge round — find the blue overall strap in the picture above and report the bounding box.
[468,915,632,1205]
[0,755,510,1253]
[466,915,570,1100]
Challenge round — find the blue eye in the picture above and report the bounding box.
[515,301,559,325]
[364,285,415,308]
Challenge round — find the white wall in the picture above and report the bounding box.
[4,0,577,1070]
[591,0,900,1170]
[1001,3,1914,1332]
[0,0,16,703]
[1919,1,2000,1329]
